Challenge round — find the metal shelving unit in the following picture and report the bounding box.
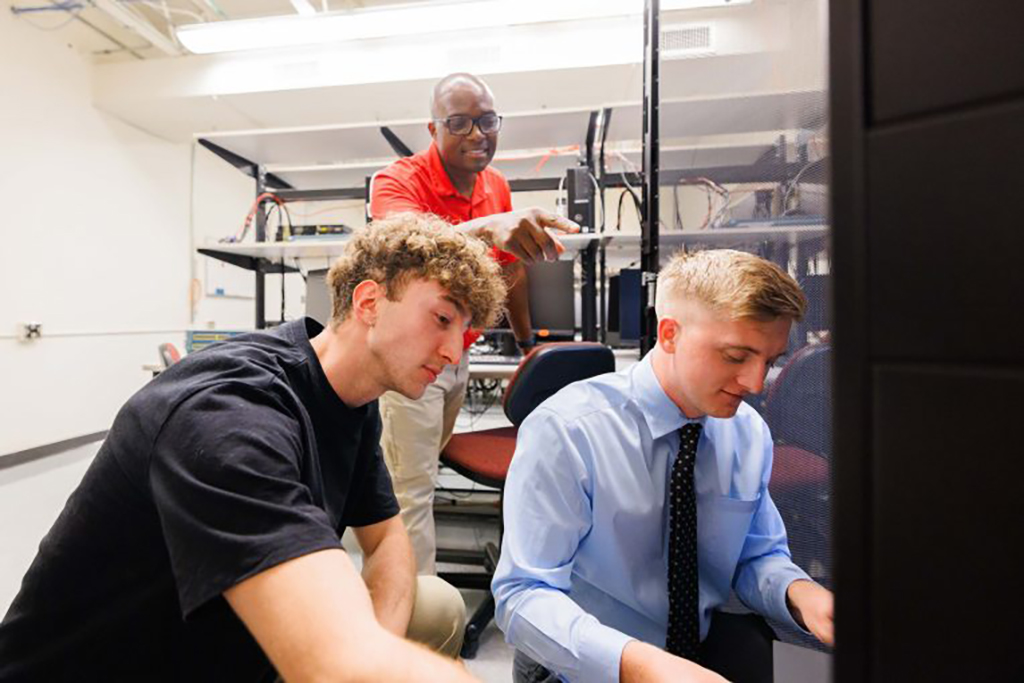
[195,108,602,329]
[195,64,828,336]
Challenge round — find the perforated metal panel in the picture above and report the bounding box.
[661,24,713,56]
[657,0,832,654]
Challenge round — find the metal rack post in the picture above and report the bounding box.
[254,165,268,329]
[640,0,661,355]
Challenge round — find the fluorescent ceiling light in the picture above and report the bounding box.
[176,0,750,55]
[663,0,752,8]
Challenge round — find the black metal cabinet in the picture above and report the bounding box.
[869,0,1024,123]
[831,0,1024,680]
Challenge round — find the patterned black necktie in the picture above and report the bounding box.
[666,422,702,660]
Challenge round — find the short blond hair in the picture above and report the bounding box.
[655,249,806,321]
[326,213,507,328]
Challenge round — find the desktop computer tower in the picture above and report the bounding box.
[607,269,642,347]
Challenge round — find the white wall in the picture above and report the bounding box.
[0,444,97,614]
[0,10,191,455]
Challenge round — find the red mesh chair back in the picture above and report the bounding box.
[442,343,614,488]
[158,343,182,368]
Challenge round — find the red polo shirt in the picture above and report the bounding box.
[370,142,516,347]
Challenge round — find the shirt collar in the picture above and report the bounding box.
[427,141,488,206]
[470,176,489,207]
[631,351,704,441]
[426,141,460,199]
[290,317,368,417]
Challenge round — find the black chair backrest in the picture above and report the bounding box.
[503,342,616,427]
[764,342,831,457]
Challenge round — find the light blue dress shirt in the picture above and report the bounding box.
[492,353,810,683]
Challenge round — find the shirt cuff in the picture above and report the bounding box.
[491,245,519,265]
[577,620,635,683]
[769,566,814,635]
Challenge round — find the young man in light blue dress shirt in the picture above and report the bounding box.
[492,249,834,683]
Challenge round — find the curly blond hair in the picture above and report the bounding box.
[326,213,507,329]
[655,248,807,321]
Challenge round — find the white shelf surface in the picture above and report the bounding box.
[195,90,827,191]
[605,90,827,143]
[198,107,596,190]
[199,107,594,168]
[199,238,353,263]
[601,223,828,249]
[270,153,583,192]
[198,222,827,269]
[198,234,599,268]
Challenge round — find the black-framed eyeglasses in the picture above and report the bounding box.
[434,113,503,136]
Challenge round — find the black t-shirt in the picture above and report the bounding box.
[0,319,398,682]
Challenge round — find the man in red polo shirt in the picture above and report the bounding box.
[370,72,577,573]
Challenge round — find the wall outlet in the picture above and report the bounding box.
[17,322,42,342]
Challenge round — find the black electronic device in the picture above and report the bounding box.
[565,165,595,233]
[607,269,641,346]
[492,260,576,342]
[525,260,576,341]
[276,224,351,241]
[566,164,599,341]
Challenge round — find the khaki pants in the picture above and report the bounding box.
[379,355,470,574]
[407,575,468,658]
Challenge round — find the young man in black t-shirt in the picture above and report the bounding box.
[0,214,507,682]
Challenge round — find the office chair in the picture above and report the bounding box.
[158,343,181,368]
[764,341,831,457]
[150,343,183,377]
[763,342,832,585]
[439,342,616,658]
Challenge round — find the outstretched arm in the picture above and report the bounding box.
[786,579,834,646]
[225,548,477,683]
[620,641,729,683]
[733,437,818,635]
[458,207,579,263]
[354,514,417,637]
